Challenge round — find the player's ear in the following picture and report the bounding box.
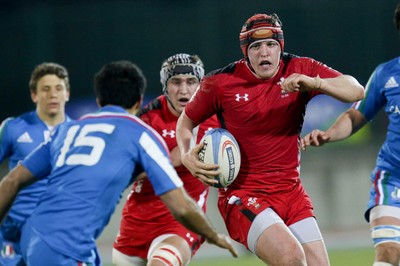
[135,95,143,110]
[30,90,38,104]
[127,96,143,116]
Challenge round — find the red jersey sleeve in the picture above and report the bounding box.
[185,76,221,125]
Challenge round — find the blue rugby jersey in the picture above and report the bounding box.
[0,111,71,224]
[21,105,183,261]
[354,56,400,174]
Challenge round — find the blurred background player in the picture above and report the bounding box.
[301,4,400,266]
[0,62,71,266]
[0,60,237,266]
[176,13,364,266]
[112,53,220,266]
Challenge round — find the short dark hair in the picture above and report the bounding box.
[395,3,400,30]
[94,60,146,108]
[29,62,70,92]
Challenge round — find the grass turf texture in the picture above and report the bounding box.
[189,247,374,266]
[104,247,374,265]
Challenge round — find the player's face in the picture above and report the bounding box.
[166,75,199,116]
[247,39,281,79]
[31,74,70,120]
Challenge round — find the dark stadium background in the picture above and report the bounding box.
[0,1,397,129]
[0,1,398,263]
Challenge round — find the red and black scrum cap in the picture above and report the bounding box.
[239,13,284,57]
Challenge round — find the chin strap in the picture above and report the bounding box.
[165,93,180,115]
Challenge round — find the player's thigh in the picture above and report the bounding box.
[147,234,192,266]
[247,208,305,265]
[256,222,306,265]
[112,248,145,266]
[21,225,98,266]
[289,217,329,266]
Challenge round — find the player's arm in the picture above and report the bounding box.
[176,111,219,186]
[281,74,364,103]
[160,186,238,258]
[315,74,364,102]
[301,108,368,150]
[169,146,182,167]
[0,164,35,223]
[0,118,14,164]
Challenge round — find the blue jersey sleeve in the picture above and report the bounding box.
[354,66,386,121]
[21,140,52,180]
[137,130,183,196]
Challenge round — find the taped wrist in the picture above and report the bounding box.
[314,75,322,90]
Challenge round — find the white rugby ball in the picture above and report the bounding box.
[198,128,241,188]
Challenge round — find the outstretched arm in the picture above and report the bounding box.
[160,187,238,258]
[281,74,365,103]
[0,165,35,223]
[301,108,368,150]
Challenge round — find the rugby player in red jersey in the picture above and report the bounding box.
[176,13,364,266]
[113,54,220,266]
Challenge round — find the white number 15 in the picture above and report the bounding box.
[56,123,115,167]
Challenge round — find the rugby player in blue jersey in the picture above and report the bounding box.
[302,4,400,266]
[0,60,237,266]
[0,62,71,266]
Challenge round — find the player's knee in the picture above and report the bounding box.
[371,225,400,247]
[147,244,184,266]
[279,254,306,266]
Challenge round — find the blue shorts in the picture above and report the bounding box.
[365,167,400,222]
[0,217,25,266]
[20,223,100,266]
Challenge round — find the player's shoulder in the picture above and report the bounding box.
[376,56,400,73]
[137,96,164,118]
[0,111,37,131]
[282,52,316,65]
[204,60,239,79]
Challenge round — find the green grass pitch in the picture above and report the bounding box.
[105,247,375,266]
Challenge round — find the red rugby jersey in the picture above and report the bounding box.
[123,95,219,222]
[185,53,341,193]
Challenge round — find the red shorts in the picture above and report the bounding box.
[114,217,205,259]
[113,189,208,259]
[217,180,314,250]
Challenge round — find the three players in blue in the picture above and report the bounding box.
[0,60,237,265]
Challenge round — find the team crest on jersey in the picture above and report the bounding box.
[277,77,290,97]
[1,244,15,258]
[235,93,249,102]
[247,197,260,209]
[162,129,175,138]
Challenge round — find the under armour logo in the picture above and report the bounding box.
[162,129,175,138]
[235,93,249,102]
[186,233,194,242]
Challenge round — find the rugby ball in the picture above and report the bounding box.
[198,128,241,188]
